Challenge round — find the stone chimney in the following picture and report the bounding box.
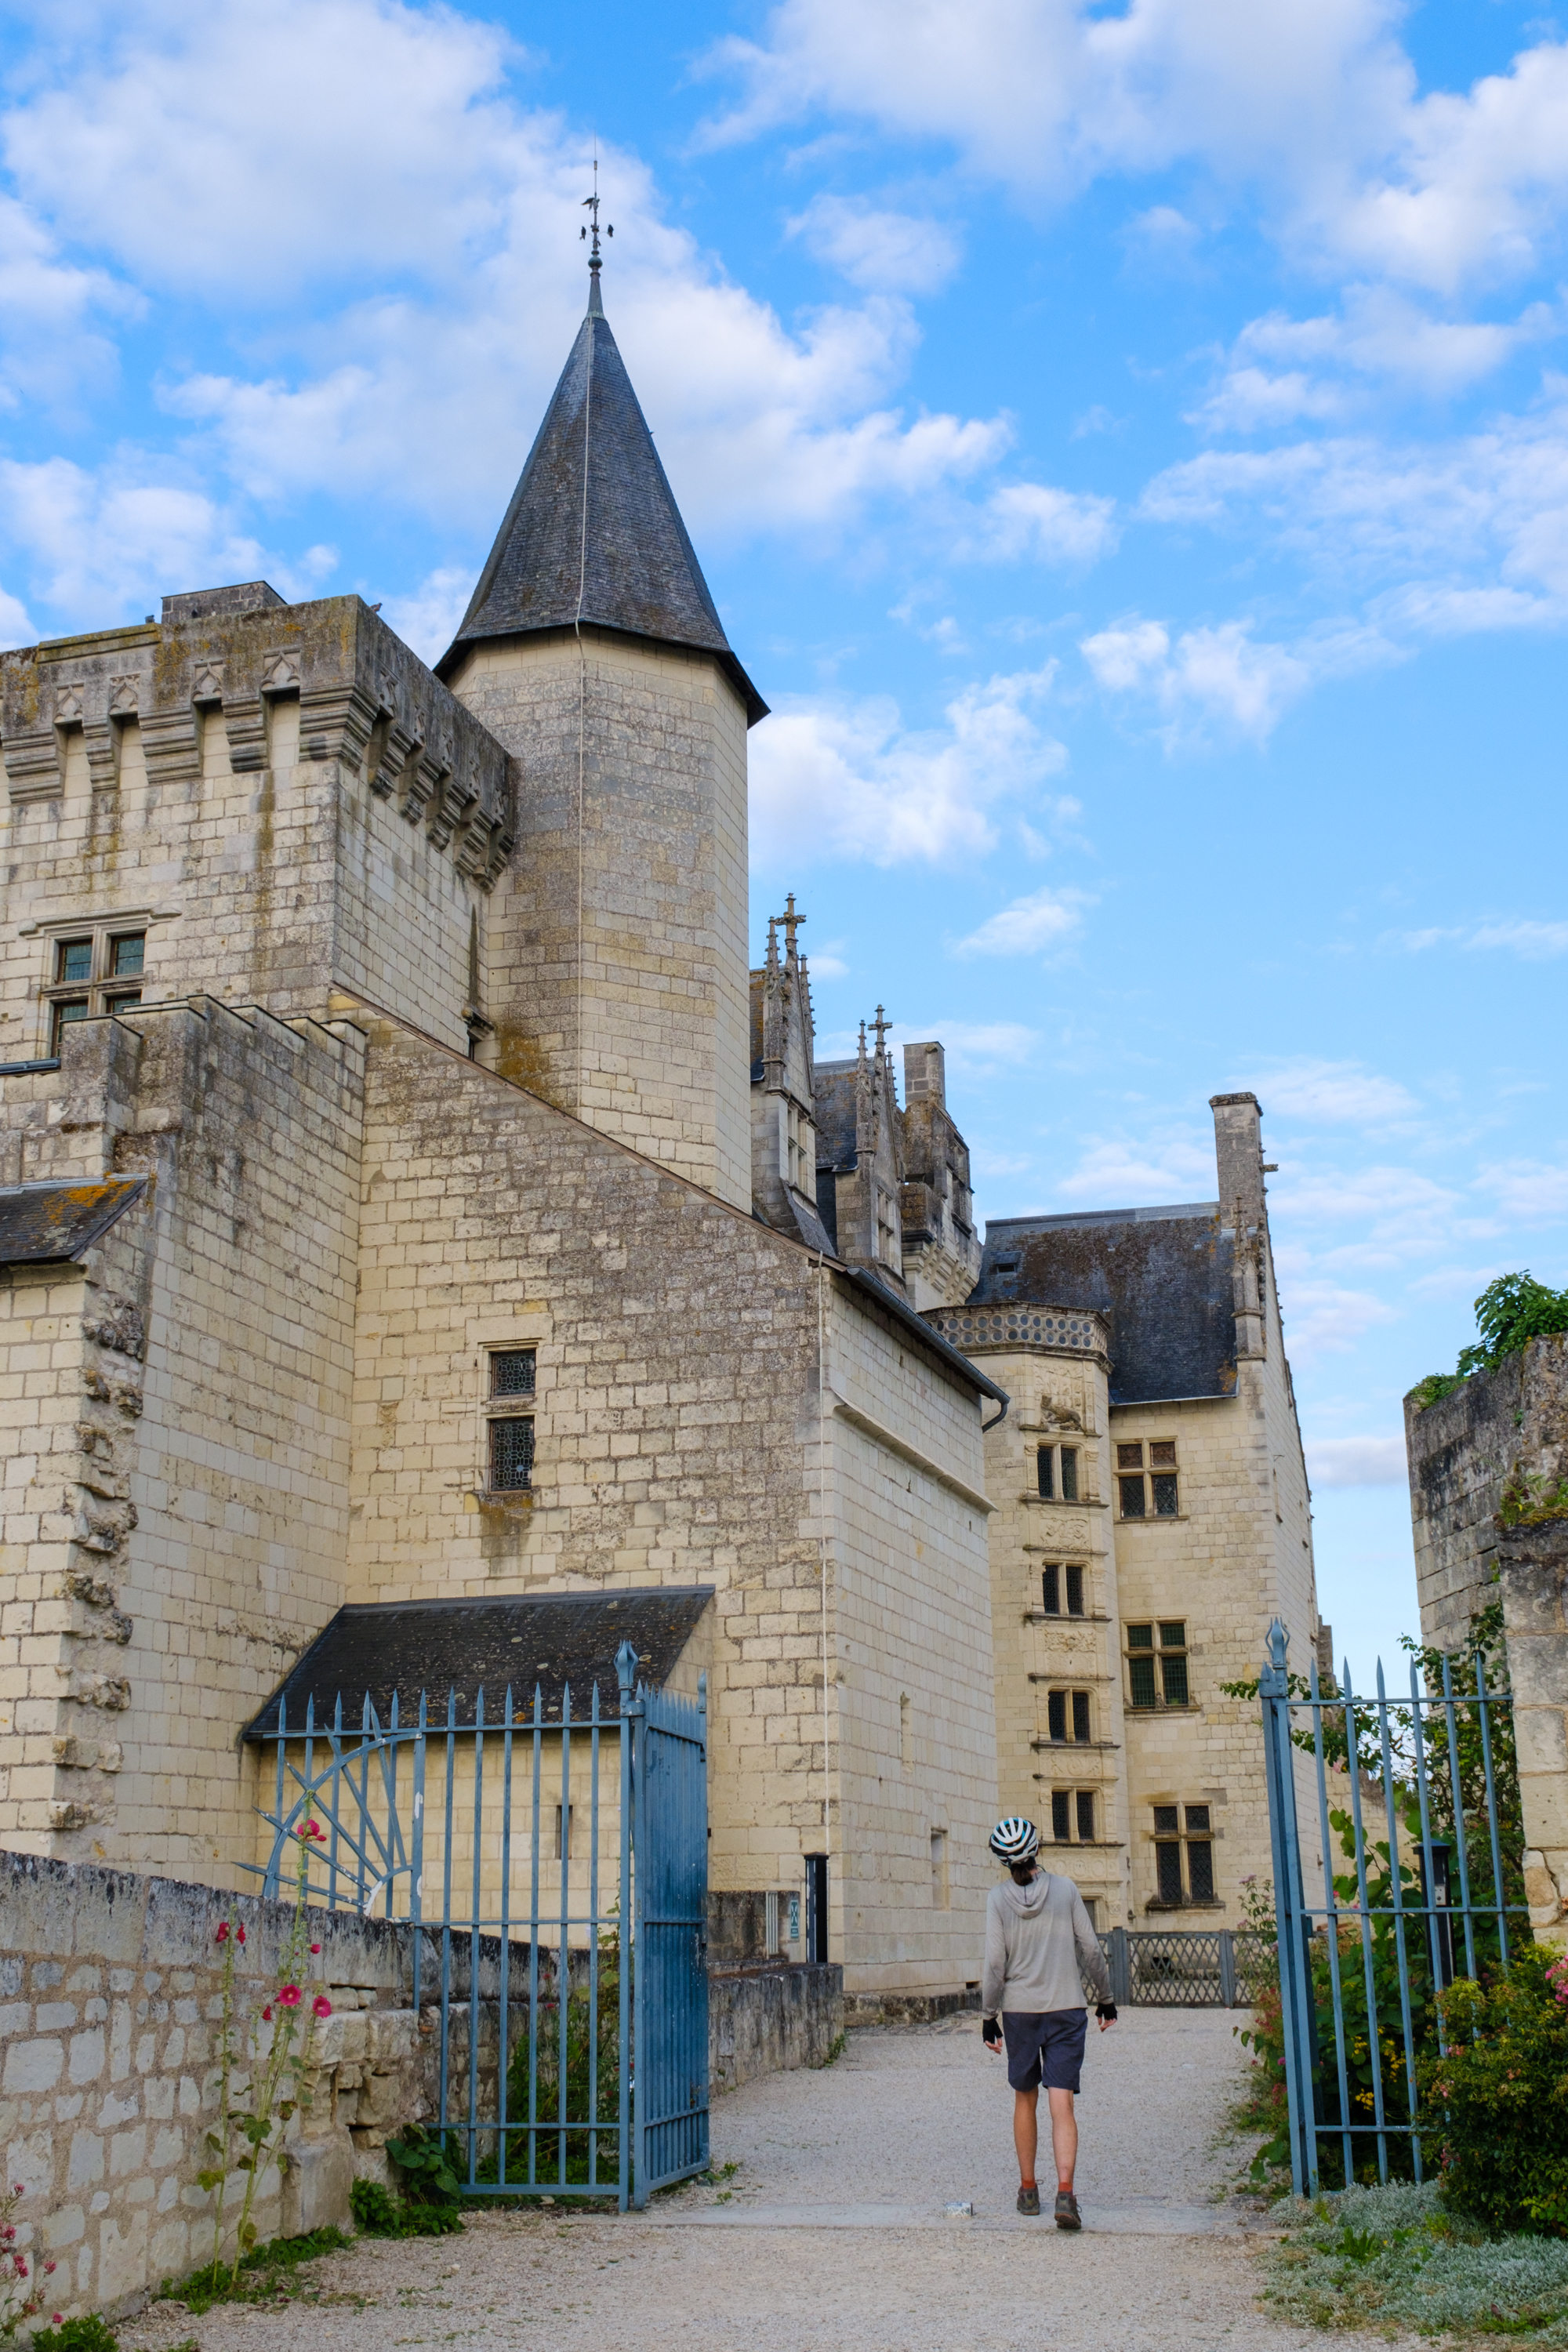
[1210,1091,1268,1361]
[902,1041,946,1110]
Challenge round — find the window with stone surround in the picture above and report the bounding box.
[1151,1802,1216,1907]
[1036,1443,1080,1501]
[42,925,147,1051]
[1125,1620,1189,1708]
[1046,1688,1093,1744]
[486,1347,536,1493]
[1041,1563,1086,1617]
[1049,1788,1097,1844]
[1116,1438,1178,1518]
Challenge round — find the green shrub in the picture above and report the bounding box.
[1421,1944,1568,2238]
[164,2224,350,2314]
[1263,2180,1568,2337]
[1410,1270,1568,1410]
[30,2321,118,2352]
[386,2125,463,2209]
[350,2176,462,2239]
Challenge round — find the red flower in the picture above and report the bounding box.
[313,1995,332,2019]
[215,1922,230,1944]
[43,2261,56,2276]
[310,1943,321,1955]
[16,2256,27,2278]
[262,2006,273,2023]
[278,1985,302,2008]
[236,1925,245,1944]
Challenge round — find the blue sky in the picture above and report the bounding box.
[3,0,1566,1678]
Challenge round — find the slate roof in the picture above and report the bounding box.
[971,1203,1238,1406]
[0,1178,147,1264]
[245,1586,713,1737]
[439,294,767,724]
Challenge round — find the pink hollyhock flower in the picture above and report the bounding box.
[310,1943,321,1955]
[215,1923,230,1943]
[16,2256,27,2278]
[313,1996,332,2019]
[262,2006,273,2023]
[43,2260,56,2276]
[278,1985,302,2007]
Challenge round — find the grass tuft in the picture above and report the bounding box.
[1263,2182,1568,2342]
[162,2224,351,2314]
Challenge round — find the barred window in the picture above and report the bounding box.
[1066,1563,1084,1616]
[1051,1790,1071,1842]
[490,1348,536,1398]
[1059,1447,1078,1501]
[1117,1437,1178,1518]
[1150,1801,1217,1906]
[1036,1445,1053,1499]
[1043,1563,1060,1613]
[1076,1790,1095,1842]
[1126,1620,1189,1708]
[43,925,148,1051]
[1048,1688,1093,1743]
[1119,1475,1146,1519]
[489,1416,535,1492]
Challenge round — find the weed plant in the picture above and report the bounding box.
[1265,2181,1568,2341]
[162,2225,350,2314]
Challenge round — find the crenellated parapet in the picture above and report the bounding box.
[1,586,515,890]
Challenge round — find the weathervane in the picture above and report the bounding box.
[580,155,613,307]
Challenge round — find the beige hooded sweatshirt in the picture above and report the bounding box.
[982,1869,1111,2015]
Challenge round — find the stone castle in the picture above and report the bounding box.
[0,255,1327,1994]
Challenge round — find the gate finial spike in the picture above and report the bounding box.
[698,1669,707,1718]
[1265,1617,1289,1672]
[615,1639,638,1704]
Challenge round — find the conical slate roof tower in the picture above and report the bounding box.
[443,222,760,1212]
[441,274,765,723]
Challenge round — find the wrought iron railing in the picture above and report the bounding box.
[1096,1926,1275,2006]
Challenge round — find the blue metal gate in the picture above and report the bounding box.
[249,1639,709,2211]
[629,1676,710,2204]
[1259,1616,1523,2196]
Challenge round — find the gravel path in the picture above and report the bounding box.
[118,2009,1406,2352]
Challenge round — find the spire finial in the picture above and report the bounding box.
[580,154,613,316]
[872,1004,891,1058]
[772,892,805,956]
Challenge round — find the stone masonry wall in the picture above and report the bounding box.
[0,597,509,1069]
[449,630,751,1210]
[0,1000,365,1878]
[343,1005,996,1994]
[1494,1516,1568,1951]
[1404,1334,1568,1653]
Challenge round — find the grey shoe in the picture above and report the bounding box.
[1016,2184,1041,2216]
[1054,2190,1081,2230]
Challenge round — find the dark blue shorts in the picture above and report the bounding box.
[1002,2007,1087,2094]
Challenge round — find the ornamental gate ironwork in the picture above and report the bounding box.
[250,1641,710,2212]
[1098,1927,1274,2007]
[1259,1616,1523,2198]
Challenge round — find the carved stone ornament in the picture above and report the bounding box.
[193,663,224,705]
[108,677,140,717]
[55,684,85,724]
[262,649,300,694]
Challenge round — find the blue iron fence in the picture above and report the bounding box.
[248,1640,710,2212]
[1260,1616,1525,2197]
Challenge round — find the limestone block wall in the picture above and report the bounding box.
[343,1007,993,1993]
[1494,1516,1568,1949]
[819,1276,997,1994]
[964,1329,1127,1929]
[1112,1370,1322,1928]
[1404,1335,1568,1653]
[449,630,751,1209]
[0,999,365,1879]
[0,597,509,1065]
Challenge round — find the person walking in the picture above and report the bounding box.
[981,1816,1116,2227]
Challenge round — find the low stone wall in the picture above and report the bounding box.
[1,1852,848,2323]
[842,1986,980,2029]
[709,1962,842,2093]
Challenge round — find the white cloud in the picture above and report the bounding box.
[698,0,1568,294]
[0,193,137,416]
[1080,615,1316,742]
[0,584,37,650]
[379,566,474,665]
[972,481,1119,565]
[1055,1126,1217,1205]
[0,456,268,619]
[1475,1158,1568,1220]
[1274,1279,1398,1361]
[787,195,963,292]
[952,885,1094,958]
[1306,1434,1408,1486]
[749,666,1068,869]
[1403,918,1568,960]
[1193,289,1557,434]
[1238,1058,1419,1123]
[1142,399,1568,613]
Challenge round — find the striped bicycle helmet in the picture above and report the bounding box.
[989,1816,1040,1864]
